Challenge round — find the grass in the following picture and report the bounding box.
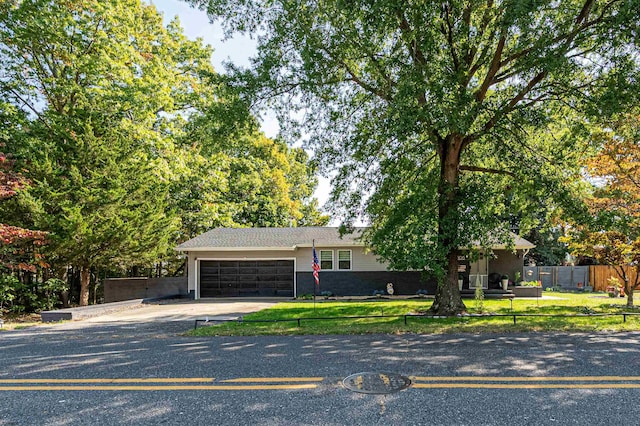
[189,292,640,336]
[0,313,42,331]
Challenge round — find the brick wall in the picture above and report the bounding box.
[296,271,437,296]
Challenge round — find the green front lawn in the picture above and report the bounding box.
[189,292,640,336]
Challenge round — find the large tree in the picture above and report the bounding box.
[1,0,328,305]
[0,0,193,304]
[565,113,640,306]
[188,0,638,313]
[175,102,330,239]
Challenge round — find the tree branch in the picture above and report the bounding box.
[507,71,548,110]
[396,10,426,66]
[459,165,515,177]
[317,45,391,102]
[474,29,506,102]
[344,72,390,102]
[0,83,54,132]
[497,0,618,69]
[442,3,460,71]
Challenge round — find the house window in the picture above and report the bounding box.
[338,250,352,270]
[320,250,333,270]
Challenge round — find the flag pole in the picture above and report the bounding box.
[313,239,316,313]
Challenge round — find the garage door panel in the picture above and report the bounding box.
[275,283,292,290]
[238,266,257,275]
[238,283,258,290]
[257,274,276,282]
[236,275,256,282]
[200,260,293,297]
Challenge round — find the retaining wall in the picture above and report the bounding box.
[103,277,188,302]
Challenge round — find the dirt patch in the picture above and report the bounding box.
[1,313,42,330]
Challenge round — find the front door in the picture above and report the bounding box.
[469,252,488,289]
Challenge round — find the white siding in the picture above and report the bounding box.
[296,247,388,272]
[185,247,389,273]
[188,255,196,292]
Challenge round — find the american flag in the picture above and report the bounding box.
[312,242,320,287]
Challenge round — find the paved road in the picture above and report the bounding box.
[2,317,640,425]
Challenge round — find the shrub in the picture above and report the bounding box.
[39,278,69,311]
[297,293,313,300]
[0,274,18,311]
[606,277,624,297]
[320,291,334,299]
[474,285,485,312]
[0,274,68,314]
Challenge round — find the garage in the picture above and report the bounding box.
[199,260,295,297]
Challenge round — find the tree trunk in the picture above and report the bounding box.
[79,265,90,306]
[429,134,467,315]
[627,269,639,308]
[56,267,70,308]
[430,249,466,314]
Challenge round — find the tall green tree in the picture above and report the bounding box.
[176,92,329,237]
[1,0,328,306]
[0,0,197,304]
[189,0,639,314]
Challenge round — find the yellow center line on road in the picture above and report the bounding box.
[410,376,640,382]
[412,383,640,389]
[0,378,216,384]
[0,384,318,391]
[221,377,324,383]
[0,377,324,391]
[8,376,639,391]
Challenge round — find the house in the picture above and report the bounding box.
[175,227,535,299]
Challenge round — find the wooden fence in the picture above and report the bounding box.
[522,265,639,291]
[589,265,639,292]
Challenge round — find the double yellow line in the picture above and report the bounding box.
[0,377,323,391]
[4,375,640,391]
[410,376,640,389]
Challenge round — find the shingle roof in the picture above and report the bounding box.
[176,227,366,251]
[483,234,536,250]
[176,227,535,251]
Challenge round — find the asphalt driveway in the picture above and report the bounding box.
[85,298,281,322]
[32,298,282,334]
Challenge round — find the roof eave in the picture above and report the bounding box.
[175,246,297,252]
[296,243,365,248]
[491,245,536,250]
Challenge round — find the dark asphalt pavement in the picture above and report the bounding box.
[2,321,640,425]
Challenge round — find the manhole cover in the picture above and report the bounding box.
[342,372,411,394]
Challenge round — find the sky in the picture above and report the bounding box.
[149,0,333,211]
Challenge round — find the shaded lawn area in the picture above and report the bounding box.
[190,292,640,336]
[0,313,42,331]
